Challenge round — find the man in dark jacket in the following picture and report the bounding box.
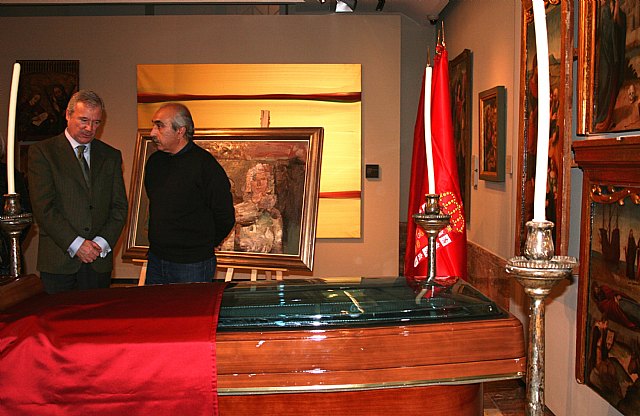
[144,103,235,284]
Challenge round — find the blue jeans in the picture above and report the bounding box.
[145,251,216,285]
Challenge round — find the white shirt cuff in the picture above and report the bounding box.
[93,236,111,258]
[68,236,85,258]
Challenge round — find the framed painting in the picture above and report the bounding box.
[15,60,78,143]
[573,137,640,415]
[577,0,640,134]
[123,127,324,271]
[478,86,506,182]
[449,49,473,221]
[515,0,573,256]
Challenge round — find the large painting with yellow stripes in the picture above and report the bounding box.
[137,63,361,238]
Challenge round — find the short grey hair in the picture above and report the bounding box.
[67,90,105,115]
[160,103,195,141]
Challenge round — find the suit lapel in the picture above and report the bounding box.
[55,135,90,192]
[89,140,108,191]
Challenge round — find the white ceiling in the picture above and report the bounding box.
[0,0,449,25]
[297,0,449,23]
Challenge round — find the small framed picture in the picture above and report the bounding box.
[478,86,506,182]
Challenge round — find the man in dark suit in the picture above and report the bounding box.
[28,90,128,294]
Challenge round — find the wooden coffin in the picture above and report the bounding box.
[215,277,526,415]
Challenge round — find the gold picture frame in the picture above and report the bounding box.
[478,86,506,182]
[449,49,473,222]
[515,0,573,256]
[573,137,640,415]
[123,127,324,271]
[577,0,640,134]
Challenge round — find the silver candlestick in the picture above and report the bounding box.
[506,220,576,416]
[0,193,32,284]
[412,194,450,302]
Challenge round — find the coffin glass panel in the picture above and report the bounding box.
[218,277,508,330]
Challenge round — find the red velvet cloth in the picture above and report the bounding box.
[0,283,226,416]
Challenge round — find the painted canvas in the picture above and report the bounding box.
[583,186,640,415]
[516,0,573,255]
[16,60,78,143]
[124,127,323,271]
[578,0,640,134]
[137,64,361,238]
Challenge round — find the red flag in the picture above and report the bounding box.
[404,44,467,286]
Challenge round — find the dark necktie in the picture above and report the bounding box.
[76,145,90,186]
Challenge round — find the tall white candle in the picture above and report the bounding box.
[6,63,20,195]
[532,0,550,222]
[424,65,435,194]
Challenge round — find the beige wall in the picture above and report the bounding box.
[442,1,520,259]
[0,14,414,280]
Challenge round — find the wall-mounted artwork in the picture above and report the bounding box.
[478,86,506,182]
[124,127,323,271]
[583,189,640,415]
[574,137,640,416]
[577,0,640,134]
[449,49,473,221]
[15,60,79,175]
[15,60,78,143]
[515,0,573,256]
[137,64,361,239]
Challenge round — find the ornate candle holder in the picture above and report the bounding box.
[0,193,33,284]
[506,220,576,416]
[412,194,450,301]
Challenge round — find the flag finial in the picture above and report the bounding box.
[440,21,446,48]
[427,47,431,67]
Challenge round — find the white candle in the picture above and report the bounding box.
[532,0,550,222]
[6,63,20,195]
[424,65,435,194]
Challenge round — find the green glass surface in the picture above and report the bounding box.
[217,277,507,330]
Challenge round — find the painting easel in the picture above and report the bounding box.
[218,265,286,282]
[135,259,148,286]
[134,260,286,285]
